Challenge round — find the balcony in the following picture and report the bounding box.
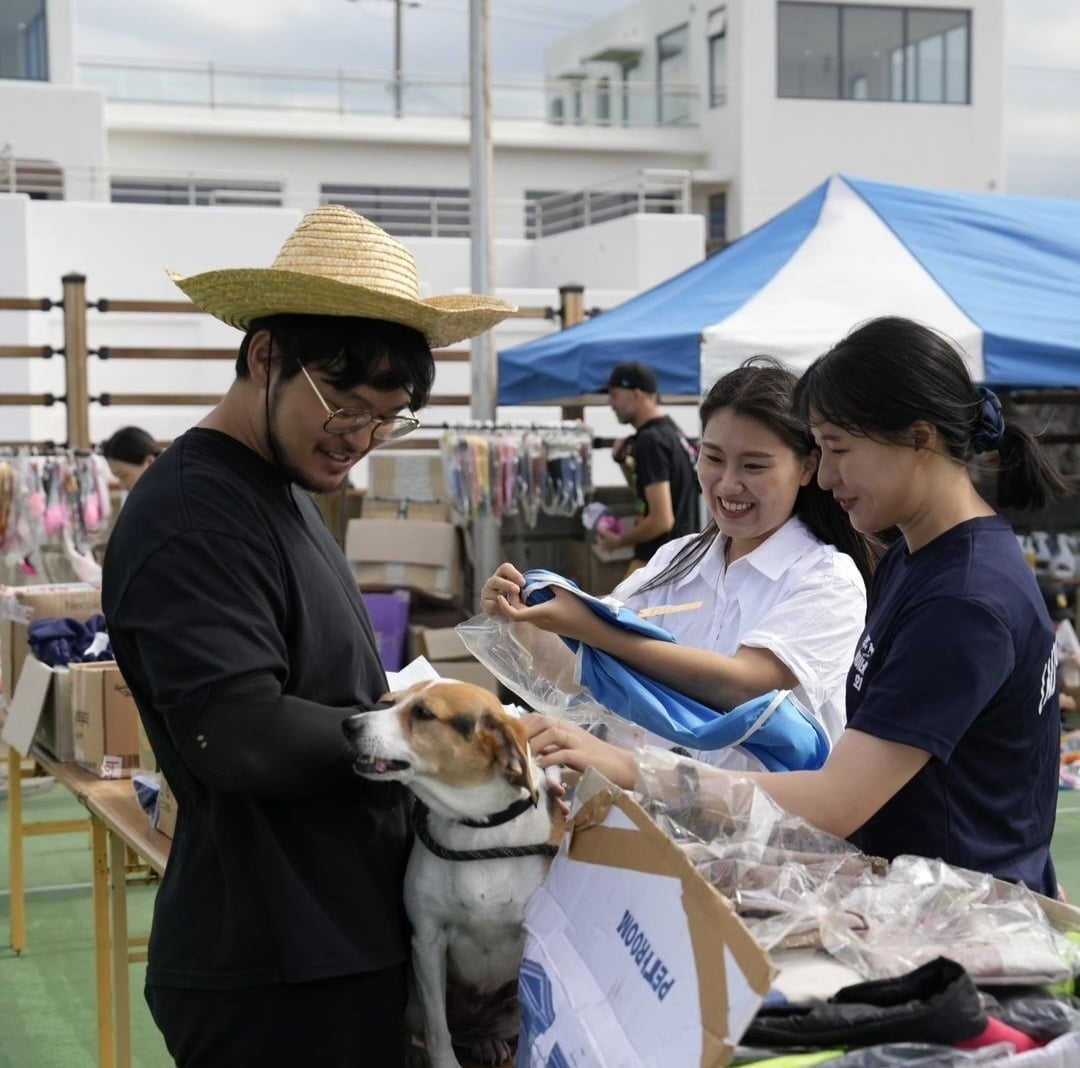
[78,57,700,129]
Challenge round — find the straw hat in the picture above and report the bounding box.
[168,204,517,348]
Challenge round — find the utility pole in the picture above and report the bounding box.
[347,0,412,118]
[469,0,498,608]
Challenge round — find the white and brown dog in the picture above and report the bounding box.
[344,680,562,1068]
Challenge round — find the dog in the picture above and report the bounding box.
[344,679,562,1068]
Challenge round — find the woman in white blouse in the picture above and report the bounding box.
[482,357,877,769]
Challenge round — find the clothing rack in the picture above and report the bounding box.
[439,423,592,527]
[0,449,112,586]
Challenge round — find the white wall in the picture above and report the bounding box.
[0,197,701,474]
[0,80,107,200]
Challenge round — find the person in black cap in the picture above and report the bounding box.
[601,360,699,574]
[1044,583,1080,714]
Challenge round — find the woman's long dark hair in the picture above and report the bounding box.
[636,356,879,594]
[102,426,161,466]
[792,317,1069,511]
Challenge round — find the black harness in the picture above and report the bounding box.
[411,797,560,863]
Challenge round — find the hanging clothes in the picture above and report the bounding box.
[440,423,591,526]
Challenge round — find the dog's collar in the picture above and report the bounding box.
[412,801,558,863]
[457,795,537,829]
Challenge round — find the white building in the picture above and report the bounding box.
[0,0,1004,463]
[545,0,1004,242]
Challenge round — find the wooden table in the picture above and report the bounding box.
[5,743,170,1068]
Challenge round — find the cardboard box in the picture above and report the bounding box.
[407,625,499,693]
[369,451,447,502]
[1,583,101,706]
[1,655,76,761]
[428,658,499,694]
[361,496,453,523]
[518,768,772,1067]
[137,717,157,773]
[71,662,141,779]
[346,519,463,602]
[156,776,178,838]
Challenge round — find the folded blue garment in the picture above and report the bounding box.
[28,614,113,667]
[521,569,830,773]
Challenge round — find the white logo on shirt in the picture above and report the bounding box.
[852,635,875,692]
[1038,644,1059,716]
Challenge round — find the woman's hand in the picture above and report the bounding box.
[481,562,527,617]
[495,586,605,644]
[525,714,638,789]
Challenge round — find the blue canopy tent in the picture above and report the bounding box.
[497,175,1080,404]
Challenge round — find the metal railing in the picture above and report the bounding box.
[78,57,701,128]
[1,149,693,240]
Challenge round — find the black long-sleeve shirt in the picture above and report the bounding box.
[103,428,409,989]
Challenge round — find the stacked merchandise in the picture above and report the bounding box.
[632,750,1080,1066]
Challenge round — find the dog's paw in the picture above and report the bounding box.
[462,1036,513,1065]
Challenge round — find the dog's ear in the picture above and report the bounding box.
[482,714,538,804]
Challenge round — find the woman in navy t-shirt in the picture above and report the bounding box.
[526,317,1067,895]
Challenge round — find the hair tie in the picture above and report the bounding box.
[971,386,1006,453]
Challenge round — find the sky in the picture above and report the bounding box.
[73,0,1080,198]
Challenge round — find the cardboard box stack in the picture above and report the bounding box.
[361,452,452,522]
[70,661,141,779]
[408,625,499,693]
[0,583,102,761]
[348,451,464,603]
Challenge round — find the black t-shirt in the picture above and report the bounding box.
[102,429,410,989]
[628,415,699,562]
[847,516,1059,895]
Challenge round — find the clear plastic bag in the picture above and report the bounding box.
[632,748,1080,985]
[455,612,626,730]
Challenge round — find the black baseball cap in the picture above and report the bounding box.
[600,361,658,394]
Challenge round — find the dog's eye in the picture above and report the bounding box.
[412,704,435,721]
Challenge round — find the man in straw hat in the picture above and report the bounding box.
[102,205,516,1066]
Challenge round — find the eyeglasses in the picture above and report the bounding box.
[296,360,420,441]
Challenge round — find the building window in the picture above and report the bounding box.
[111,177,283,207]
[0,0,48,81]
[708,8,728,107]
[657,23,691,124]
[777,4,971,104]
[322,185,469,237]
[707,192,728,245]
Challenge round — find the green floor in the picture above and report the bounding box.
[2,785,1080,1068]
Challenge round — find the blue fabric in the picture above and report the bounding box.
[497,181,828,404]
[27,614,112,666]
[520,569,830,773]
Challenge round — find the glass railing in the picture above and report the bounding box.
[78,59,700,128]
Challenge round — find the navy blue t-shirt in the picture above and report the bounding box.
[847,515,1059,895]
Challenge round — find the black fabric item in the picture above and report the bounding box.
[103,429,410,990]
[627,414,699,562]
[145,965,408,1067]
[744,957,986,1049]
[988,990,1080,1041]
